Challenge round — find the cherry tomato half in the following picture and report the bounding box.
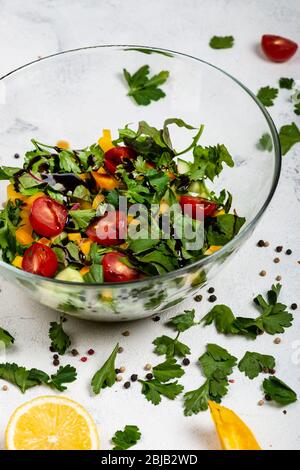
[104,146,136,174]
[102,252,140,282]
[22,243,58,278]
[86,211,127,246]
[29,196,68,237]
[261,35,298,62]
[179,195,217,220]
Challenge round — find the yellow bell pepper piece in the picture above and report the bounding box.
[213,209,225,217]
[39,237,51,246]
[25,192,45,207]
[208,401,261,450]
[68,233,82,244]
[101,289,113,301]
[92,193,105,209]
[56,139,70,150]
[16,226,34,245]
[204,245,222,255]
[80,240,92,256]
[12,256,23,268]
[80,266,90,276]
[98,129,114,152]
[92,171,119,190]
[7,184,26,203]
[80,201,92,210]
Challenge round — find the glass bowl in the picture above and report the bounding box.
[0,45,281,321]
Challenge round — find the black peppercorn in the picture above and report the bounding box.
[208,287,215,294]
[257,240,265,247]
[286,249,292,255]
[182,358,190,366]
[208,294,217,303]
[124,381,131,389]
[291,303,297,310]
[146,373,153,380]
[130,374,138,382]
[194,294,203,302]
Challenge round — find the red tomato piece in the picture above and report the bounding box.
[29,197,68,237]
[102,252,140,282]
[22,243,58,278]
[179,195,217,220]
[86,211,127,246]
[261,35,298,62]
[104,146,136,174]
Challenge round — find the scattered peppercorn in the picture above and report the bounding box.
[194,294,203,302]
[262,367,269,373]
[274,337,281,344]
[144,363,152,371]
[53,358,60,366]
[291,303,298,310]
[118,347,124,353]
[71,349,79,356]
[80,357,87,363]
[115,368,120,374]
[49,346,55,353]
[229,379,235,383]
[87,349,95,355]
[265,394,272,401]
[53,354,59,360]
[14,153,20,159]
[122,330,130,337]
[257,240,265,247]
[259,270,267,277]
[273,257,280,264]
[276,246,283,253]
[2,385,8,391]
[119,366,126,373]
[208,294,217,303]
[152,316,160,322]
[283,410,287,415]
[182,358,190,366]
[258,400,264,406]
[207,287,215,294]
[124,381,131,389]
[146,373,153,380]
[264,241,270,247]
[116,375,122,382]
[269,368,276,375]
[131,374,138,382]
[275,275,282,281]
[286,249,292,255]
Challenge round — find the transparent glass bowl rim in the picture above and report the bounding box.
[0,44,281,288]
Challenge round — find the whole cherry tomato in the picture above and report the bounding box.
[102,252,140,282]
[22,243,58,278]
[261,35,298,62]
[179,195,217,220]
[104,146,136,174]
[86,211,127,246]
[29,197,68,237]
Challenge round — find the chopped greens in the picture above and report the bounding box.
[257,133,273,152]
[279,122,300,155]
[49,317,71,355]
[91,343,119,395]
[209,36,234,49]
[112,425,141,450]
[123,65,169,105]
[257,86,278,107]
[279,77,294,89]
[0,327,15,347]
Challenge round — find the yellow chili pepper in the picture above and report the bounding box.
[208,401,261,450]
[98,129,114,152]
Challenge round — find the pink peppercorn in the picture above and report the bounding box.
[229,379,235,383]
[80,357,88,362]
[87,349,95,356]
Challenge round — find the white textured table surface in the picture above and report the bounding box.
[0,0,300,450]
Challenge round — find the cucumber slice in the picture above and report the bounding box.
[177,158,190,175]
[55,267,83,283]
[188,181,210,198]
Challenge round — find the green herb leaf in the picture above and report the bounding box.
[257,86,278,107]
[279,122,300,155]
[152,358,185,382]
[112,425,141,450]
[83,264,103,283]
[168,309,197,332]
[69,209,96,230]
[91,343,119,395]
[199,343,237,378]
[257,133,273,152]
[49,365,77,392]
[153,334,191,358]
[192,144,234,182]
[58,150,81,173]
[139,379,183,405]
[294,102,300,116]
[279,77,294,89]
[209,36,234,49]
[0,327,15,347]
[263,376,297,405]
[207,214,245,246]
[183,380,210,415]
[238,352,275,379]
[123,65,169,106]
[0,166,21,180]
[49,317,71,355]
[201,305,238,335]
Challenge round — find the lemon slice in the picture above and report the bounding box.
[6,395,100,450]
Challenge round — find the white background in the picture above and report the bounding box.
[0,0,300,450]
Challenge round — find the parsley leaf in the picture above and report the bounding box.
[209,36,234,49]
[49,317,71,355]
[279,122,300,155]
[59,150,81,173]
[91,343,119,395]
[152,358,185,382]
[238,352,275,379]
[49,365,77,392]
[139,379,183,405]
[294,102,300,115]
[153,334,191,358]
[257,86,278,107]
[0,327,14,347]
[112,425,141,450]
[123,65,169,106]
[183,381,210,415]
[199,343,237,378]
[279,77,294,90]
[201,305,238,335]
[263,376,297,405]
[207,214,246,246]
[69,209,96,230]
[192,144,234,182]
[0,166,21,180]
[257,133,273,152]
[168,309,197,332]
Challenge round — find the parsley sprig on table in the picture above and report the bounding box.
[167,309,198,332]
[279,77,294,90]
[279,122,300,155]
[0,327,14,347]
[183,344,237,416]
[49,317,71,355]
[91,343,119,395]
[0,363,77,393]
[123,65,169,105]
[238,352,275,379]
[209,36,234,49]
[153,334,191,358]
[257,86,278,107]
[257,133,273,152]
[112,425,141,450]
[263,376,297,405]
